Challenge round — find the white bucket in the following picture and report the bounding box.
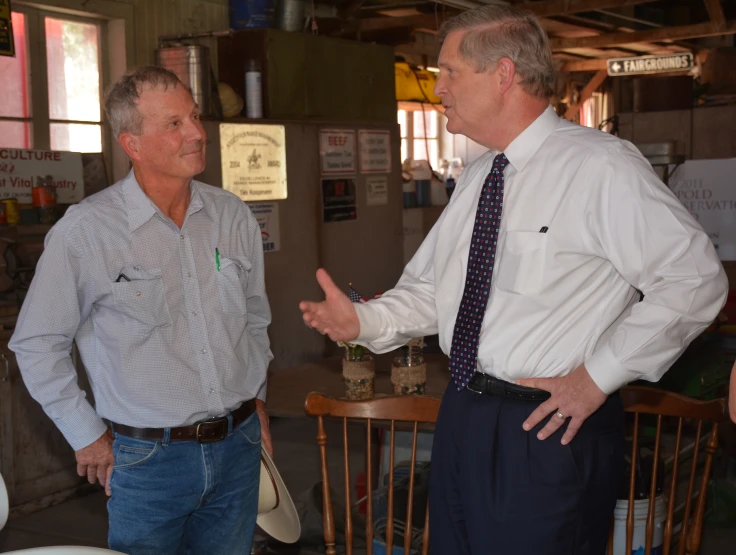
[612,495,666,555]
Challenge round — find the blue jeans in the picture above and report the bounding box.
[107,411,262,555]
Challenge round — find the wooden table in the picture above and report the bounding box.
[266,352,450,418]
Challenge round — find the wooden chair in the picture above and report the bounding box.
[611,386,727,555]
[304,392,441,555]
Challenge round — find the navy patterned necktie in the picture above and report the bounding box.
[449,153,510,389]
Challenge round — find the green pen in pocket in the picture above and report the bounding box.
[215,248,221,272]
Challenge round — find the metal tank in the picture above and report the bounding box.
[154,45,212,116]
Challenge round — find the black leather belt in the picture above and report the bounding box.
[466,372,551,402]
[110,399,257,443]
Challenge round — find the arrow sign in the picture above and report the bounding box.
[607,52,694,77]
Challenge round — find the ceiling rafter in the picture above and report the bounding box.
[563,69,607,119]
[550,19,736,49]
[702,0,726,26]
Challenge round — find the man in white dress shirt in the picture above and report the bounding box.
[300,5,727,554]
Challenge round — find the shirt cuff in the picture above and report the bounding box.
[585,342,639,395]
[354,303,383,343]
[56,402,109,451]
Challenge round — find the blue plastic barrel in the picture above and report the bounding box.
[415,180,431,207]
[230,0,275,29]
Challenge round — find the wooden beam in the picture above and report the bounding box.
[524,0,659,18]
[564,69,607,120]
[357,14,444,33]
[560,58,608,72]
[551,20,736,49]
[348,1,660,34]
[703,0,726,26]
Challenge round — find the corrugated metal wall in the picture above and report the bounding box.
[132,0,229,68]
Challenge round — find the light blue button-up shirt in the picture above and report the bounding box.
[10,171,272,450]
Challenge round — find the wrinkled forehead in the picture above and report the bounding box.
[137,83,197,116]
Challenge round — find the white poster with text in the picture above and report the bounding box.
[670,158,736,260]
[365,176,388,206]
[359,130,391,174]
[247,202,281,253]
[0,148,84,203]
[320,129,356,175]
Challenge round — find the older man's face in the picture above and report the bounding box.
[133,83,206,179]
[434,30,500,143]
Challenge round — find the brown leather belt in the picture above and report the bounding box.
[109,399,257,443]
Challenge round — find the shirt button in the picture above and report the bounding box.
[201,348,207,354]
[193,311,198,316]
[209,388,215,394]
[180,234,184,240]
[187,272,192,278]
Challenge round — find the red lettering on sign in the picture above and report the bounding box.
[328,136,348,146]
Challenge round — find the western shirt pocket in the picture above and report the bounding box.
[217,256,251,315]
[112,267,172,331]
[496,231,547,295]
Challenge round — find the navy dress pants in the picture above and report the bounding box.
[428,383,625,555]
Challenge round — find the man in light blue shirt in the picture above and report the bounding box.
[10,66,273,554]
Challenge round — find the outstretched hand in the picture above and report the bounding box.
[299,269,360,343]
[516,364,608,445]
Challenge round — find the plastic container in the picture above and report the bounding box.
[1,198,19,225]
[611,495,666,555]
[402,177,417,209]
[245,59,263,119]
[229,0,275,29]
[414,180,431,207]
[32,176,57,225]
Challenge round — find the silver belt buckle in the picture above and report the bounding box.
[466,364,483,394]
[467,382,483,394]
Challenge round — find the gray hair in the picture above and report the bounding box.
[104,66,184,138]
[439,5,555,99]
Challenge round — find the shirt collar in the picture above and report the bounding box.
[503,104,559,172]
[122,169,205,232]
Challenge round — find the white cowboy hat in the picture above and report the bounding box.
[256,448,300,544]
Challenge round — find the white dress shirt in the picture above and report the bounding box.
[10,171,272,450]
[355,106,727,395]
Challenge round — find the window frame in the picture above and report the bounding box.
[398,101,445,171]
[0,3,109,156]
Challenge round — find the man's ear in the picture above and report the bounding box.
[497,57,517,95]
[118,132,142,162]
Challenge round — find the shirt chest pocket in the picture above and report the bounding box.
[112,268,172,331]
[217,256,251,315]
[495,231,547,295]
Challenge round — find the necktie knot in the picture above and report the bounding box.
[493,153,510,173]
